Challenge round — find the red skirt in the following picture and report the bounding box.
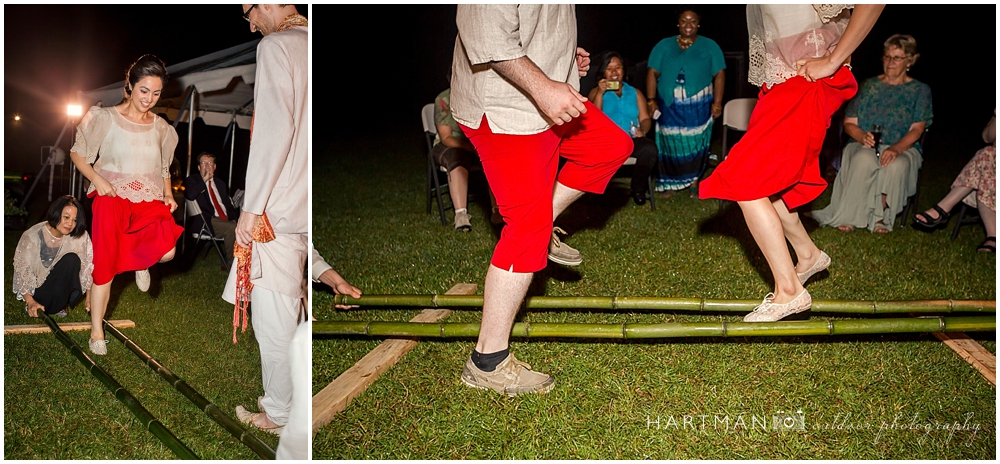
[89,193,184,285]
[699,66,857,209]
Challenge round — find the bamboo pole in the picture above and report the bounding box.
[103,322,275,460]
[331,295,995,314]
[38,313,199,460]
[314,316,995,339]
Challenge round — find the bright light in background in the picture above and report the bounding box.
[13,114,21,121]
[67,105,83,117]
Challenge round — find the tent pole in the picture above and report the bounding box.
[171,85,195,255]
[171,86,195,178]
[187,92,195,180]
[21,119,72,208]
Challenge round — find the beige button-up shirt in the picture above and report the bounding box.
[451,4,580,135]
[223,26,309,302]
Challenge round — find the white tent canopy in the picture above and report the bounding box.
[78,39,260,129]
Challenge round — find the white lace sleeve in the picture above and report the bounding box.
[159,118,179,178]
[814,4,853,22]
[12,225,40,301]
[78,233,95,293]
[71,107,113,164]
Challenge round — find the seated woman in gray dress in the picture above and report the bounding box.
[13,195,93,317]
[812,34,932,233]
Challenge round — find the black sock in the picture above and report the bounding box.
[471,348,509,372]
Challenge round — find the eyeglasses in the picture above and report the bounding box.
[200,161,215,166]
[242,4,257,22]
[882,54,909,63]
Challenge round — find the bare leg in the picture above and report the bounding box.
[90,281,111,342]
[772,199,822,274]
[978,202,996,238]
[476,264,533,354]
[738,198,804,303]
[552,182,583,219]
[922,186,975,220]
[159,247,176,263]
[447,167,469,212]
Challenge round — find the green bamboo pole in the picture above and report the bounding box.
[38,313,199,460]
[314,315,995,339]
[331,295,995,314]
[103,322,276,460]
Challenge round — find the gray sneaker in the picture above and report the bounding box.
[743,289,812,322]
[454,210,472,231]
[461,353,555,397]
[548,227,582,266]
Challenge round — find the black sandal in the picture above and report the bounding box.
[977,237,995,253]
[913,205,950,229]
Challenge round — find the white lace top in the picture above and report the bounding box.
[13,222,94,301]
[747,4,853,88]
[71,106,179,203]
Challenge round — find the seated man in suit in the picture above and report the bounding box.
[183,152,238,257]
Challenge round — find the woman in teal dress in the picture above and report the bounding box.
[812,34,932,233]
[645,8,725,195]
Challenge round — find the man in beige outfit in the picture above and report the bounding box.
[223,4,308,459]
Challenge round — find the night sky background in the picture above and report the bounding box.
[4,4,996,190]
[311,3,994,158]
[4,4,305,190]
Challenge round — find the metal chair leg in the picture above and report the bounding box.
[647,175,656,211]
[433,168,447,226]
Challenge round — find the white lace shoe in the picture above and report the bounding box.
[89,338,109,355]
[136,269,150,292]
[743,289,812,322]
[797,251,831,285]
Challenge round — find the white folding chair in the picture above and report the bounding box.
[422,103,451,225]
[714,98,758,210]
[720,98,757,163]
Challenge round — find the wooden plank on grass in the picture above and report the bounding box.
[932,331,996,386]
[312,283,477,433]
[5,319,136,335]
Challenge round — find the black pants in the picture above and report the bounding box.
[630,137,658,195]
[33,253,83,314]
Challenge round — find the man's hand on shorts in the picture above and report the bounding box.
[535,80,588,125]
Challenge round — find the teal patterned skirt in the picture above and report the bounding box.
[653,73,714,191]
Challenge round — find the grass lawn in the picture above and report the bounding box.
[4,201,278,459]
[312,129,995,459]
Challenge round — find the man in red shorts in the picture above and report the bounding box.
[451,5,633,396]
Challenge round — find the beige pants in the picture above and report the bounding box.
[251,287,305,427]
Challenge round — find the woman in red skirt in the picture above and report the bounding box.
[69,55,183,354]
[699,5,883,322]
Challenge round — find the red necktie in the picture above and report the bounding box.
[208,182,228,221]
